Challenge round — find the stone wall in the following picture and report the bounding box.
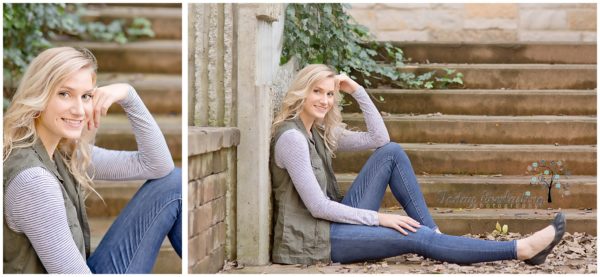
[348,3,596,42]
[188,2,288,270]
[188,127,240,273]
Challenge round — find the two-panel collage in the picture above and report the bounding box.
[1,1,598,275]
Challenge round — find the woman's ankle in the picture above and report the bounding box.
[515,239,530,260]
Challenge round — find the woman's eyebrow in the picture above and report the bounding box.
[59,86,95,93]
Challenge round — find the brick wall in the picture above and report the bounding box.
[347,3,596,42]
[188,127,240,273]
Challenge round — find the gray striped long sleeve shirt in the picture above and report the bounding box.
[4,86,174,273]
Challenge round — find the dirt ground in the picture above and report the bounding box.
[221,231,596,274]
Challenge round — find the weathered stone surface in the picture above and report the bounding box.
[191,203,212,236]
[333,144,597,175]
[381,4,431,9]
[212,197,226,225]
[188,180,198,210]
[338,174,597,209]
[344,114,596,145]
[348,3,376,9]
[519,31,581,42]
[377,10,426,30]
[430,29,518,42]
[582,31,597,41]
[520,10,568,30]
[212,149,228,174]
[343,89,597,116]
[464,19,517,29]
[392,64,596,90]
[424,11,463,29]
[377,31,428,42]
[465,3,518,19]
[568,9,597,30]
[188,127,241,156]
[201,172,228,204]
[389,42,597,64]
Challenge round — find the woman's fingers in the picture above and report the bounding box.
[392,224,408,236]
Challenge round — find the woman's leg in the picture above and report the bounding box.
[330,223,516,264]
[87,168,182,273]
[341,142,438,230]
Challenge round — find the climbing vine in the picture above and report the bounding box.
[281,3,463,90]
[3,3,154,98]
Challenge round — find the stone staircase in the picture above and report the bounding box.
[63,3,182,273]
[337,42,597,236]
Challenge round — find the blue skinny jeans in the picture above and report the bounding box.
[87,168,182,273]
[330,143,516,264]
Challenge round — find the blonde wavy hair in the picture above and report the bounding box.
[272,64,345,155]
[4,47,98,194]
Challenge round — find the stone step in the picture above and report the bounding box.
[342,89,597,116]
[381,208,596,236]
[332,143,596,175]
[343,114,597,145]
[87,180,143,217]
[367,64,596,89]
[336,174,597,210]
[89,217,181,273]
[96,73,181,115]
[82,5,182,39]
[53,40,181,74]
[388,42,596,64]
[95,114,181,160]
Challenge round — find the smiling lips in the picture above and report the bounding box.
[62,118,84,128]
[314,105,328,114]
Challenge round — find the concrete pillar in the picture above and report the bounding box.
[235,3,285,266]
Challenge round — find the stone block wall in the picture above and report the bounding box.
[188,127,240,273]
[347,3,596,42]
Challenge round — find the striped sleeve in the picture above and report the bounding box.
[335,86,390,151]
[4,167,92,274]
[90,85,174,181]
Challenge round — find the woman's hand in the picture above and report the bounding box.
[335,74,361,94]
[378,213,421,235]
[87,83,130,130]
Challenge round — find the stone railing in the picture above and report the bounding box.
[188,127,240,273]
[348,3,596,42]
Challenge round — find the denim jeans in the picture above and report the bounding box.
[330,143,516,264]
[87,168,182,273]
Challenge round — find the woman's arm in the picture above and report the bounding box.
[5,168,91,274]
[335,84,390,152]
[90,85,174,181]
[275,129,379,225]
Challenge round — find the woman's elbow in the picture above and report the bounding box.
[148,160,175,179]
[375,134,391,148]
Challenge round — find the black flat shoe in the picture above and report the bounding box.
[524,212,566,265]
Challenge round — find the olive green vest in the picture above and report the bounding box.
[3,139,90,273]
[270,117,343,264]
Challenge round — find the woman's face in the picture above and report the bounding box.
[37,68,95,144]
[301,77,335,122]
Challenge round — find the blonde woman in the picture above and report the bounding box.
[3,47,181,273]
[270,64,565,266]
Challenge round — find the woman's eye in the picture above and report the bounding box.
[82,94,93,101]
[58,91,69,98]
[313,89,320,94]
[327,92,334,96]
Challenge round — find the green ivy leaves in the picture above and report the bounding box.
[3,3,155,95]
[280,3,463,90]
